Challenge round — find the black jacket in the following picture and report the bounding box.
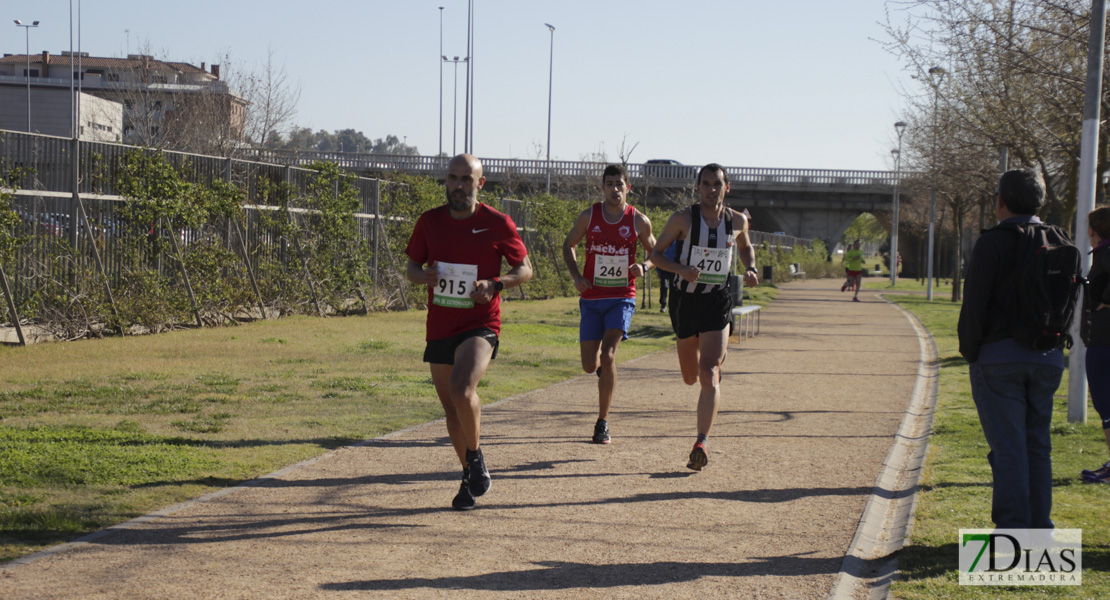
[958,224,1025,363]
[1082,243,1110,346]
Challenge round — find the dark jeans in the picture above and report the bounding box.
[657,269,674,308]
[968,362,1062,529]
[1088,345,1110,428]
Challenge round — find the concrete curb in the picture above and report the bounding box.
[828,296,940,600]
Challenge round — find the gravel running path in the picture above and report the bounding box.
[0,280,924,599]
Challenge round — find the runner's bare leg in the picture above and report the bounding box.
[676,335,701,386]
[696,327,729,436]
[429,336,495,465]
[596,328,624,419]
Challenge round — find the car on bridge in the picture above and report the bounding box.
[643,159,697,181]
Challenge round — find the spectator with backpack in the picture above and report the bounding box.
[958,168,1075,530]
[1080,206,1110,483]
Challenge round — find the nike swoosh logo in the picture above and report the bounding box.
[472,228,488,234]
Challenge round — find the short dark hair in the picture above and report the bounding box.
[1090,205,1110,240]
[602,164,628,184]
[997,168,1045,215]
[697,163,729,184]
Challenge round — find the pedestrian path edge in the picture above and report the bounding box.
[827,295,940,600]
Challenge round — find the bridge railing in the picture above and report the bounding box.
[255,149,896,188]
[0,130,892,193]
[749,230,814,250]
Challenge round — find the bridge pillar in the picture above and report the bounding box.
[746,206,861,254]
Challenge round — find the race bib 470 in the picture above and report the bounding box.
[691,245,731,285]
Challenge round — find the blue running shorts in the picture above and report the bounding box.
[579,297,636,342]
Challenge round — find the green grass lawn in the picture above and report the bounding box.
[0,285,777,563]
[887,294,1110,599]
[864,277,956,295]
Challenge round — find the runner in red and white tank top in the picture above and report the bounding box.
[562,165,657,445]
[581,203,640,300]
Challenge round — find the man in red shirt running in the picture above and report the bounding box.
[562,164,656,444]
[405,154,533,510]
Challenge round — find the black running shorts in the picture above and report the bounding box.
[668,287,733,340]
[423,327,500,365]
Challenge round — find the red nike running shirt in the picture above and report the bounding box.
[405,203,528,340]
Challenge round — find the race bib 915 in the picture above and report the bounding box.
[433,262,477,308]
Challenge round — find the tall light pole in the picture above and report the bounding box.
[545,23,556,195]
[1068,0,1107,423]
[464,0,474,153]
[890,121,907,287]
[470,0,476,153]
[438,6,444,161]
[14,19,40,133]
[444,56,468,155]
[926,66,946,302]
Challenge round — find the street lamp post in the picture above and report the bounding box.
[443,56,468,155]
[14,19,40,133]
[464,0,474,153]
[545,23,555,195]
[438,6,444,161]
[926,66,946,302]
[891,120,907,287]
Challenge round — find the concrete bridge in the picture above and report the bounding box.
[258,150,898,248]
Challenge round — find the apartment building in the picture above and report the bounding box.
[0,82,122,142]
[0,51,247,148]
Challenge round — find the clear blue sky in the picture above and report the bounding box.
[6,0,910,171]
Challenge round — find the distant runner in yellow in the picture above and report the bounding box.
[842,240,864,302]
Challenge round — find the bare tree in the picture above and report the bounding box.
[617,134,640,166]
[883,0,1110,229]
[231,48,301,154]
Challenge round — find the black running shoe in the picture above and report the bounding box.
[466,448,491,497]
[452,476,476,510]
[592,418,610,444]
[1082,461,1110,483]
[687,442,708,471]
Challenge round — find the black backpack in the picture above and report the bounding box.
[999,222,1083,351]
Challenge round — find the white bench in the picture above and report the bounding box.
[730,305,762,341]
[789,263,806,279]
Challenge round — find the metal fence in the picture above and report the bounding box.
[2,130,386,210]
[1,130,817,339]
[0,129,400,317]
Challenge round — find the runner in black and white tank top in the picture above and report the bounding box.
[649,162,760,474]
[674,204,734,295]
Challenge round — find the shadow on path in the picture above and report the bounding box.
[319,555,843,592]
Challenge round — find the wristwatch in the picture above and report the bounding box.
[746,266,758,274]
[492,277,504,292]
